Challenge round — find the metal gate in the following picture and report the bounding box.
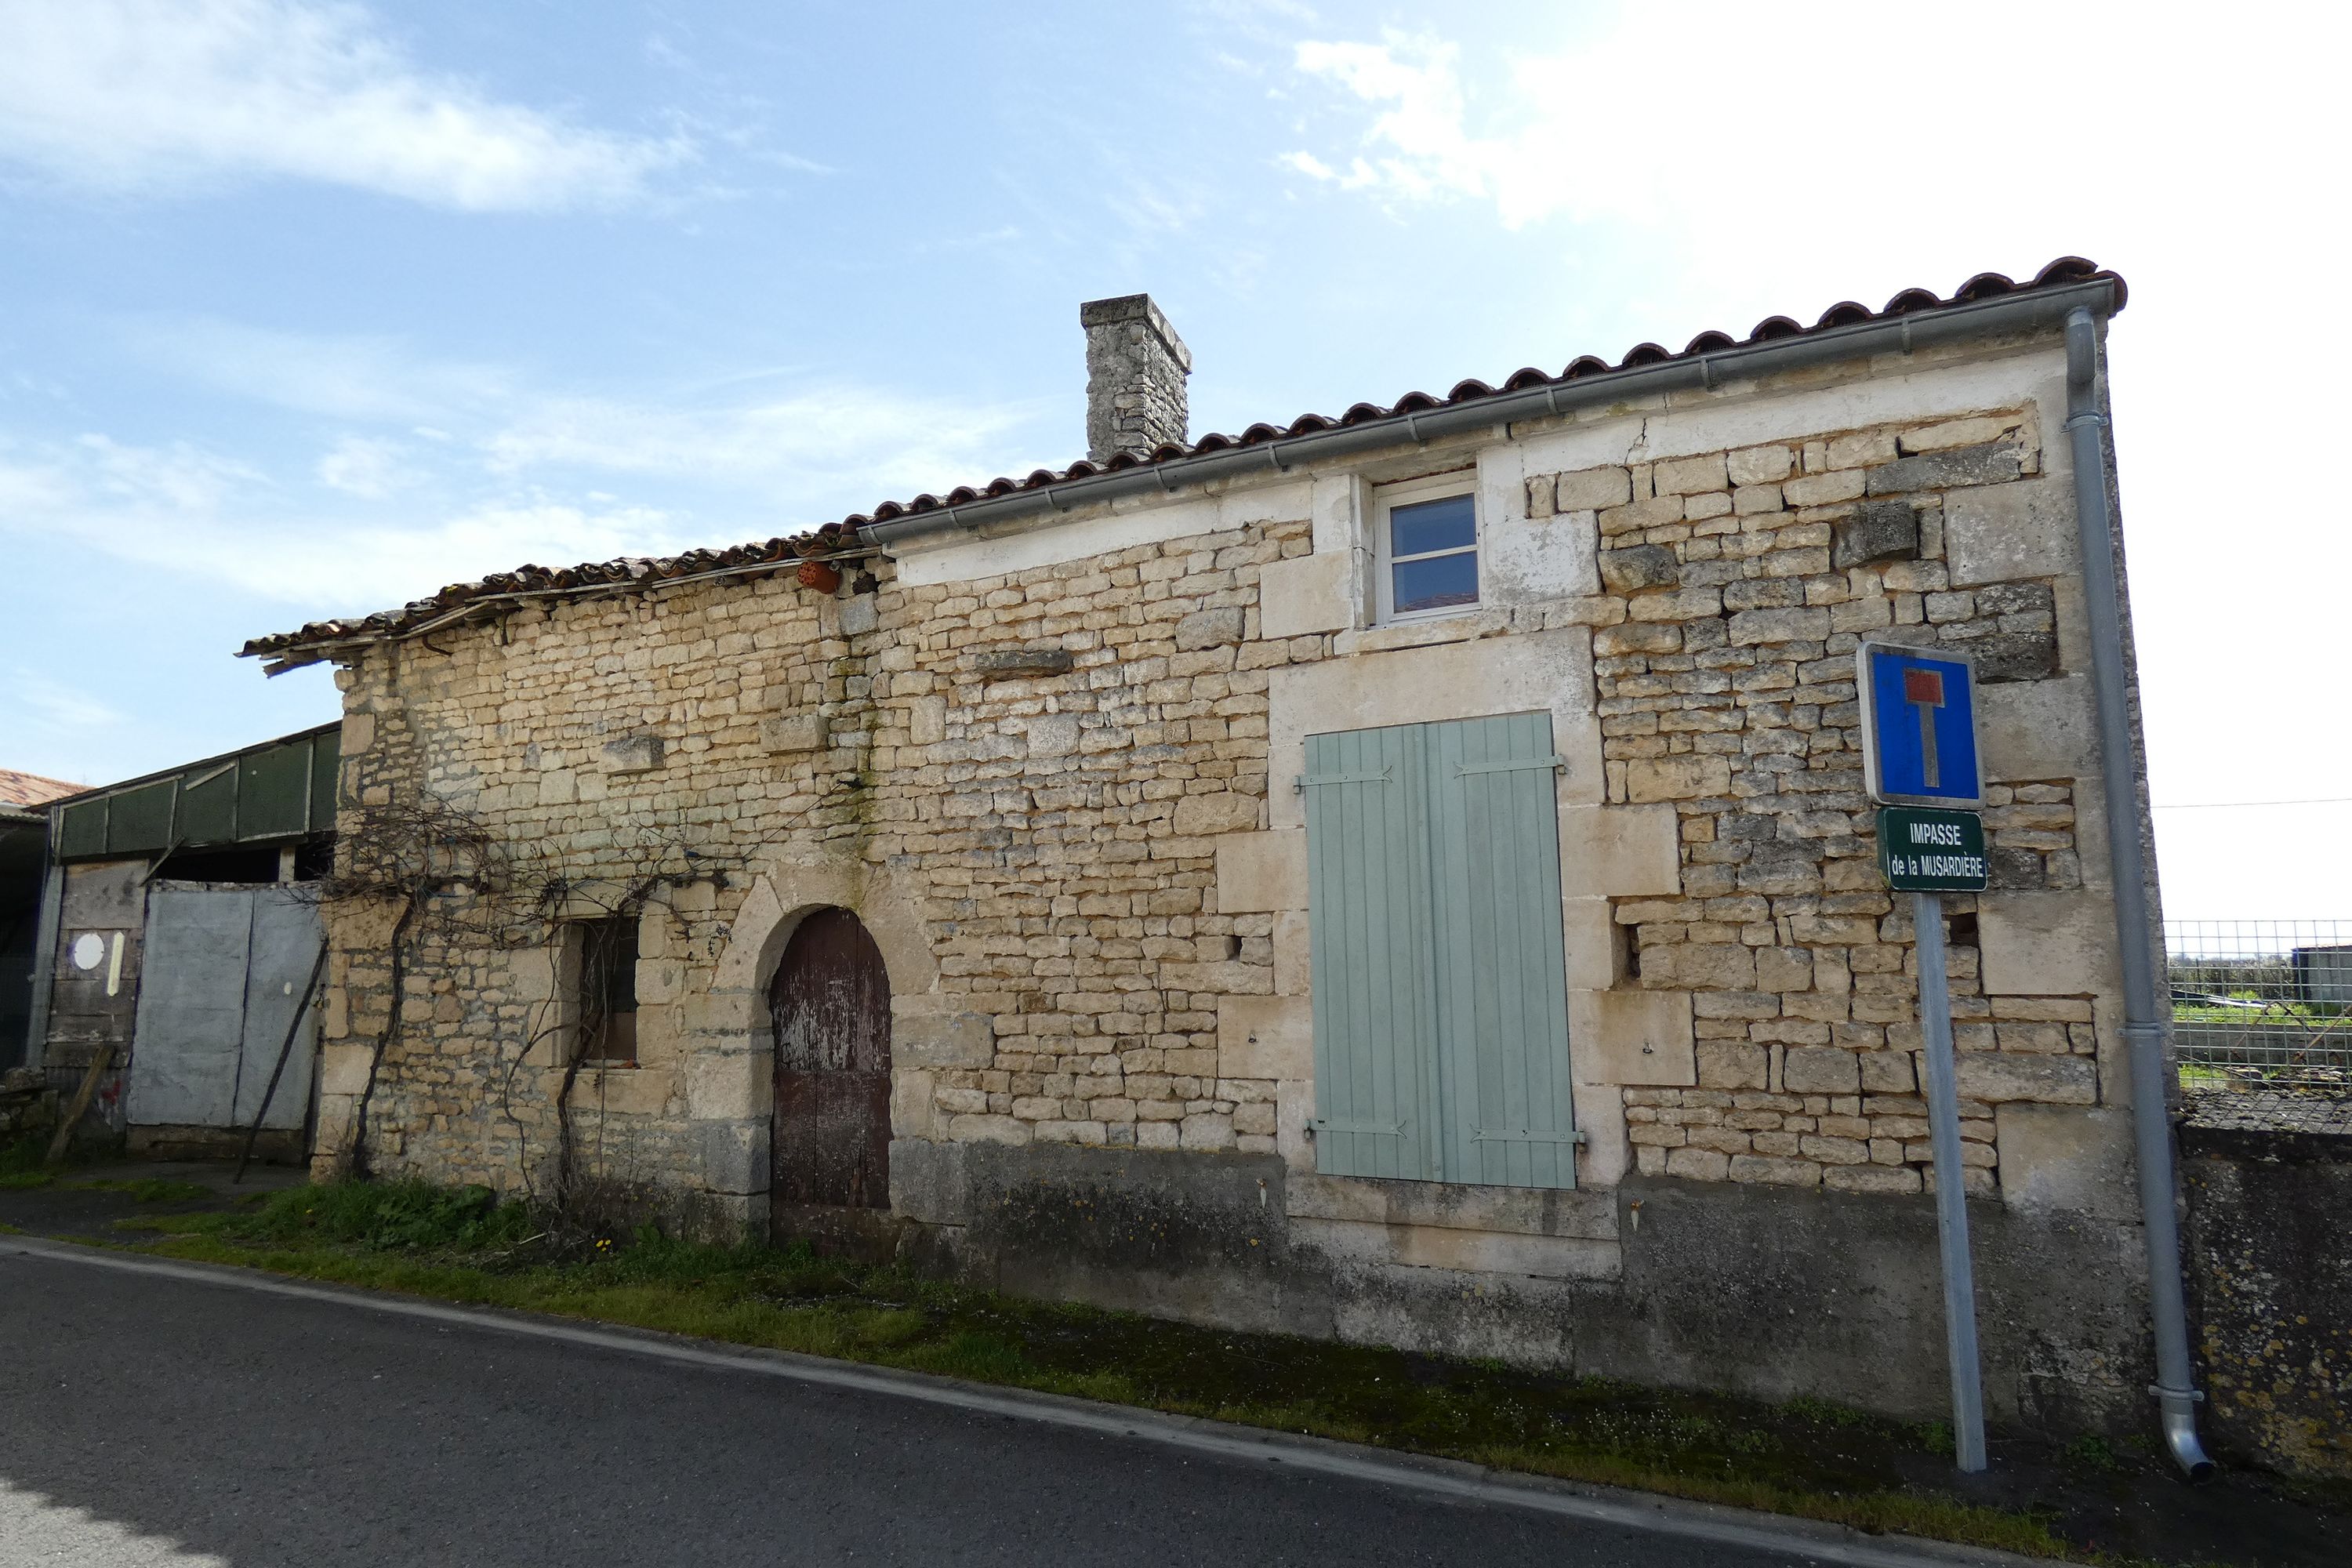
[769,908,892,1212]
[125,884,322,1131]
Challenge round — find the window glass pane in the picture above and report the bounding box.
[1388,493,1475,557]
[1392,551,1479,614]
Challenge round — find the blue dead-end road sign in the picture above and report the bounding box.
[1857,642,1984,808]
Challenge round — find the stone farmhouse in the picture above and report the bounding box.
[245,257,2173,1433]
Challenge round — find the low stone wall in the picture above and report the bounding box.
[2180,1095,2352,1478]
[0,1065,52,1143]
[895,1140,2151,1432]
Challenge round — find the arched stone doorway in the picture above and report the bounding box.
[768,907,891,1220]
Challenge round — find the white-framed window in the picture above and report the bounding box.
[1373,473,1480,624]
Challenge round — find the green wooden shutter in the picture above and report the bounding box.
[1426,713,1578,1189]
[1302,724,1441,1181]
[1303,712,1578,1190]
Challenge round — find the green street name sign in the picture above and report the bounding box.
[1878,806,1988,892]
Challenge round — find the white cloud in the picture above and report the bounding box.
[1287,36,1490,206]
[114,314,1039,507]
[316,434,414,498]
[0,0,688,209]
[0,434,688,610]
[312,499,691,601]
[1281,8,2345,260]
[0,354,1041,617]
[481,388,1037,499]
[12,670,128,732]
[118,315,514,423]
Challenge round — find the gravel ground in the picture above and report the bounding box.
[2180,1085,2352,1137]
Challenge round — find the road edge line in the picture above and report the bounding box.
[0,1235,2069,1568]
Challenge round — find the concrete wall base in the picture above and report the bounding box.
[883,1140,2151,1434]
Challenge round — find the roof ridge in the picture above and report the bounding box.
[242,257,2121,662]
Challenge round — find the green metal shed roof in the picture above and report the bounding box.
[50,722,341,862]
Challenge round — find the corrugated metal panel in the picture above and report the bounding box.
[233,887,323,1129]
[124,887,252,1127]
[238,739,312,840]
[123,885,322,1130]
[1304,724,1439,1181]
[1304,713,1577,1191]
[49,722,342,862]
[177,763,238,845]
[56,799,107,859]
[308,730,340,835]
[105,781,176,855]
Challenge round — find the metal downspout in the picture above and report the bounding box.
[2064,305,2214,1481]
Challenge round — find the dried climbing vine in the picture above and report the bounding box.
[310,792,739,1215]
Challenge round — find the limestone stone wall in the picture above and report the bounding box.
[318,511,1316,1218]
[1531,410,2111,1198]
[315,327,2147,1310]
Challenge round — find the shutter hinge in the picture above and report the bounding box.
[1295,765,1394,793]
[1472,1127,1588,1145]
[1311,1117,1406,1137]
[1454,754,1567,778]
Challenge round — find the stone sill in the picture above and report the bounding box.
[1286,1171,1618,1241]
[1333,608,1512,658]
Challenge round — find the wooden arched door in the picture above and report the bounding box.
[769,908,892,1214]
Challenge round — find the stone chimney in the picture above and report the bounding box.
[1080,293,1191,463]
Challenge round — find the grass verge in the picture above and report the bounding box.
[99,1179,2203,1566]
[0,1133,53,1189]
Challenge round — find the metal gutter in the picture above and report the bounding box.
[2063,305,2213,1481]
[861,278,2121,552]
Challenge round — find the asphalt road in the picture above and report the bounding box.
[0,1245,1939,1568]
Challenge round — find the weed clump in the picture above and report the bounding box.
[0,1134,54,1188]
[230,1179,537,1253]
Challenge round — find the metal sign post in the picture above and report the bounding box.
[1908,886,1988,1472]
[1858,643,1991,1474]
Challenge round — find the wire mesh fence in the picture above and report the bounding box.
[2166,920,2352,1088]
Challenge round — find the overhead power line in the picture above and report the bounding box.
[2151,796,2352,810]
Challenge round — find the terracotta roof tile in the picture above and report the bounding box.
[243,256,2123,660]
[0,768,85,808]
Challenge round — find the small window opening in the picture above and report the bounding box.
[1947,911,1980,948]
[1375,477,1479,622]
[153,845,282,884]
[576,916,640,1065]
[1622,924,1643,982]
[292,837,337,880]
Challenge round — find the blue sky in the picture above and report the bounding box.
[1,1,2343,918]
